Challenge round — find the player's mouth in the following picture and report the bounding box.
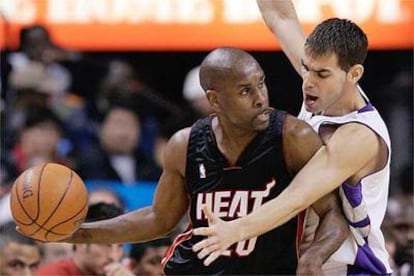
[255,108,272,123]
[304,94,319,107]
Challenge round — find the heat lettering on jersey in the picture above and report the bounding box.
[195,179,276,220]
[195,179,276,256]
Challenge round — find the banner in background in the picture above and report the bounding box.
[1,0,413,51]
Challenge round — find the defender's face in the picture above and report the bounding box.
[301,52,348,115]
[216,61,270,132]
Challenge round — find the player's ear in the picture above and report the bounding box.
[348,64,364,84]
[206,90,220,112]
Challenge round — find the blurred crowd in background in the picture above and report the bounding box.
[0,24,412,275]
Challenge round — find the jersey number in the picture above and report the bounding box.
[222,237,258,257]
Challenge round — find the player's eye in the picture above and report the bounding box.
[258,81,265,89]
[317,73,329,79]
[29,263,40,270]
[8,261,25,270]
[240,88,250,95]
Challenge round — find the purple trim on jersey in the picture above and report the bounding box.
[357,103,374,113]
[346,243,388,275]
[342,181,362,207]
[349,216,371,229]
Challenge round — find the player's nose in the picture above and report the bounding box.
[303,73,316,90]
[108,244,124,262]
[20,266,34,276]
[253,89,267,109]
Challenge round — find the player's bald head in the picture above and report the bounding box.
[199,47,260,91]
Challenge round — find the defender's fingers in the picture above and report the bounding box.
[202,205,216,225]
[204,251,222,266]
[192,235,216,252]
[197,241,220,259]
[193,227,213,237]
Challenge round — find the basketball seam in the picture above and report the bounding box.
[45,199,88,241]
[35,163,47,220]
[13,163,47,225]
[13,181,36,225]
[12,164,88,241]
[26,169,74,237]
[13,179,69,235]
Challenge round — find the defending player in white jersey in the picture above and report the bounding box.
[192,1,392,275]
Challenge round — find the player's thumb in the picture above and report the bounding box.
[202,205,216,225]
[15,225,23,235]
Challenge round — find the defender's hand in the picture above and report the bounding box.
[192,205,240,266]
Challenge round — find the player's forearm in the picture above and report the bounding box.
[257,0,305,75]
[298,208,349,271]
[68,207,171,244]
[235,186,306,242]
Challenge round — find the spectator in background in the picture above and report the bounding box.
[381,225,397,273]
[0,156,19,226]
[88,188,125,210]
[1,108,73,228]
[7,25,72,101]
[128,238,171,276]
[0,224,44,276]
[8,108,72,174]
[4,63,61,149]
[386,193,414,276]
[182,65,212,119]
[99,60,183,121]
[4,25,92,156]
[5,25,72,133]
[37,203,132,275]
[98,60,186,158]
[41,243,73,266]
[76,104,160,184]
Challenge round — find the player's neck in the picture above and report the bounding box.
[321,85,366,116]
[212,117,257,165]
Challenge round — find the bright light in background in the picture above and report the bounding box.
[0,0,412,50]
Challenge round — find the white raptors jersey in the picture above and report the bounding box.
[298,91,392,275]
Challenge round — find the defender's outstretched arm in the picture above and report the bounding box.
[257,0,305,75]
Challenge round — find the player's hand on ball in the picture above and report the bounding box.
[10,163,88,242]
[192,205,240,266]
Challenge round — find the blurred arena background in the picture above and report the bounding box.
[0,0,412,272]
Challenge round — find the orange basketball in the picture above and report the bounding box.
[10,163,88,242]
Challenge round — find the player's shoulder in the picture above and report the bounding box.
[165,127,191,154]
[161,127,192,175]
[335,121,377,138]
[283,113,318,140]
[281,114,323,173]
[169,127,191,145]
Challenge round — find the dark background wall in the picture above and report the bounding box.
[73,50,412,115]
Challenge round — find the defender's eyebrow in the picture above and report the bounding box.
[301,59,331,73]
